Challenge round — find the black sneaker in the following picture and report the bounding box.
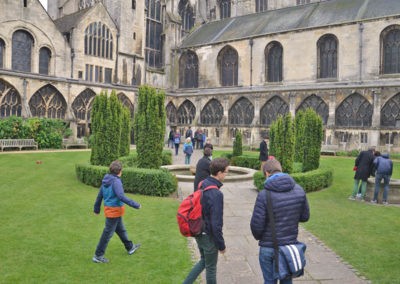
[92,255,109,263]
[128,243,141,255]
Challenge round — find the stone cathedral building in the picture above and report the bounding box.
[1,0,400,151]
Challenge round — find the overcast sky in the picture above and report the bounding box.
[39,0,48,10]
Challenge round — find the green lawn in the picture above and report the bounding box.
[1,151,399,283]
[0,151,192,283]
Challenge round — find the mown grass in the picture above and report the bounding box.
[0,151,192,283]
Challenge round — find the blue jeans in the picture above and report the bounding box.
[374,173,391,201]
[183,234,218,284]
[95,217,133,257]
[352,179,367,198]
[259,247,292,284]
[185,154,191,164]
[175,144,180,155]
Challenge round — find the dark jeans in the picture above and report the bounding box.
[374,173,391,201]
[183,234,218,284]
[259,247,292,284]
[174,143,180,155]
[95,217,133,257]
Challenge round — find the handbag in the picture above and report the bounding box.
[266,190,307,280]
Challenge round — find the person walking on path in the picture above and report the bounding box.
[371,153,393,205]
[173,130,181,156]
[259,137,269,171]
[183,137,194,165]
[349,147,375,201]
[183,158,230,284]
[92,160,141,263]
[193,147,212,191]
[250,159,310,284]
[168,128,175,149]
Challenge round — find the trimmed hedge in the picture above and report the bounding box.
[253,167,333,193]
[230,155,260,170]
[118,150,172,168]
[76,164,177,196]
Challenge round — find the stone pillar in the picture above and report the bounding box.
[370,89,381,147]
[221,95,230,146]
[251,94,261,147]
[327,93,336,127]
[289,92,296,117]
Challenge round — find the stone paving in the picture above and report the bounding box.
[171,146,370,284]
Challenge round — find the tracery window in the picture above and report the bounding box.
[255,0,268,12]
[117,93,135,118]
[179,50,199,88]
[219,0,231,19]
[200,99,223,125]
[229,97,254,125]
[179,0,195,36]
[381,93,400,128]
[0,79,22,117]
[177,100,196,124]
[296,94,329,125]
[39,47,51,75]
[72,89,96,121]
[381,25,400,74]
[166,101,177,124]
[218,46,238,86]
[84,22,113,59]
[260,96,289,126]
[265,41,283,82]
[317,34,338,79]
[335,93,372,127]
[0,38,4,68]
[12,30,34,72]
[145,0,163,68]
[29,84,66,119]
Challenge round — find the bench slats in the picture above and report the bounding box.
[0,139,38,151]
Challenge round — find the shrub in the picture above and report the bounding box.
[118,150,172,168]
[232,131,243,157]
[270,114,294,173]
[253,167,333,193]
[230,155,260,170]
[75,164,177,196]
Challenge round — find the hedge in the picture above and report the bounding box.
[230,155,260,170]
[253,167,333,193]
[118,150,172,168]
[76,164,177,196]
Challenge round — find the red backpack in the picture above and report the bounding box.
[177,181,218,237]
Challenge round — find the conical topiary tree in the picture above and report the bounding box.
[302,108,323,172]
[233,131,243,157]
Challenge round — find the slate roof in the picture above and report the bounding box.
[54,7,91,33]
[180,0,400,48]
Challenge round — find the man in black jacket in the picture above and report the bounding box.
[193,147,212,191]
[349,147,375,201]
[183,158,229,284]
[259,137,269,171]
[250,159,310,284]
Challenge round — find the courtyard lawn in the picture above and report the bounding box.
[0,151,192,283]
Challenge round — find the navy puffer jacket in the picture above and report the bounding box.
[250,173,310,247]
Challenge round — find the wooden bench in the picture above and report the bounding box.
[320,144,339,156]
[62,138,88,149]
[0,139,38,151]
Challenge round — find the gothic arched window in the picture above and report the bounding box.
[317,34,338,79]
[265,41,283,82]
[72,89,96,121]
[229,97,254,125]
[381,25,400,74]
[255,0,267,12]
[381,93,400,128]
[117,93,135,118]
[0,79,22,117]
[297,94,329,125]
[39,47,51,75]
[0,38,5,68]
[166,101,177,124]
[218,46,238,87]
[84,22,113,59]
[260,96,289,126]
[29,84,67,119]
[12,30,34,72]
[179,0,195,36]
[179,50,199,88]
[177,100,196,124]
[145,0,163,68]
[335,93,372,127]
[200,99,223,125]
[219,0,231,19]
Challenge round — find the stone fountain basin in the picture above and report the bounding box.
[161,165,257,182]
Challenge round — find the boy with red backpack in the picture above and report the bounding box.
[182,158,230,284]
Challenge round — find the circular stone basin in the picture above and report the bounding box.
[161,165,257,182]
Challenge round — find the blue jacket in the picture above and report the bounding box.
[201,176,225,251]
[250,173,310,247]
[94,174,140,216]
[373,154,393,175]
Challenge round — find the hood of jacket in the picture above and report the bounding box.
[381,153,390,159]
[102,173,118,187]
[264,173,295,192]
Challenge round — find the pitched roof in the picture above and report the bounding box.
[54,7,91,33]
[180,0,400,48]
